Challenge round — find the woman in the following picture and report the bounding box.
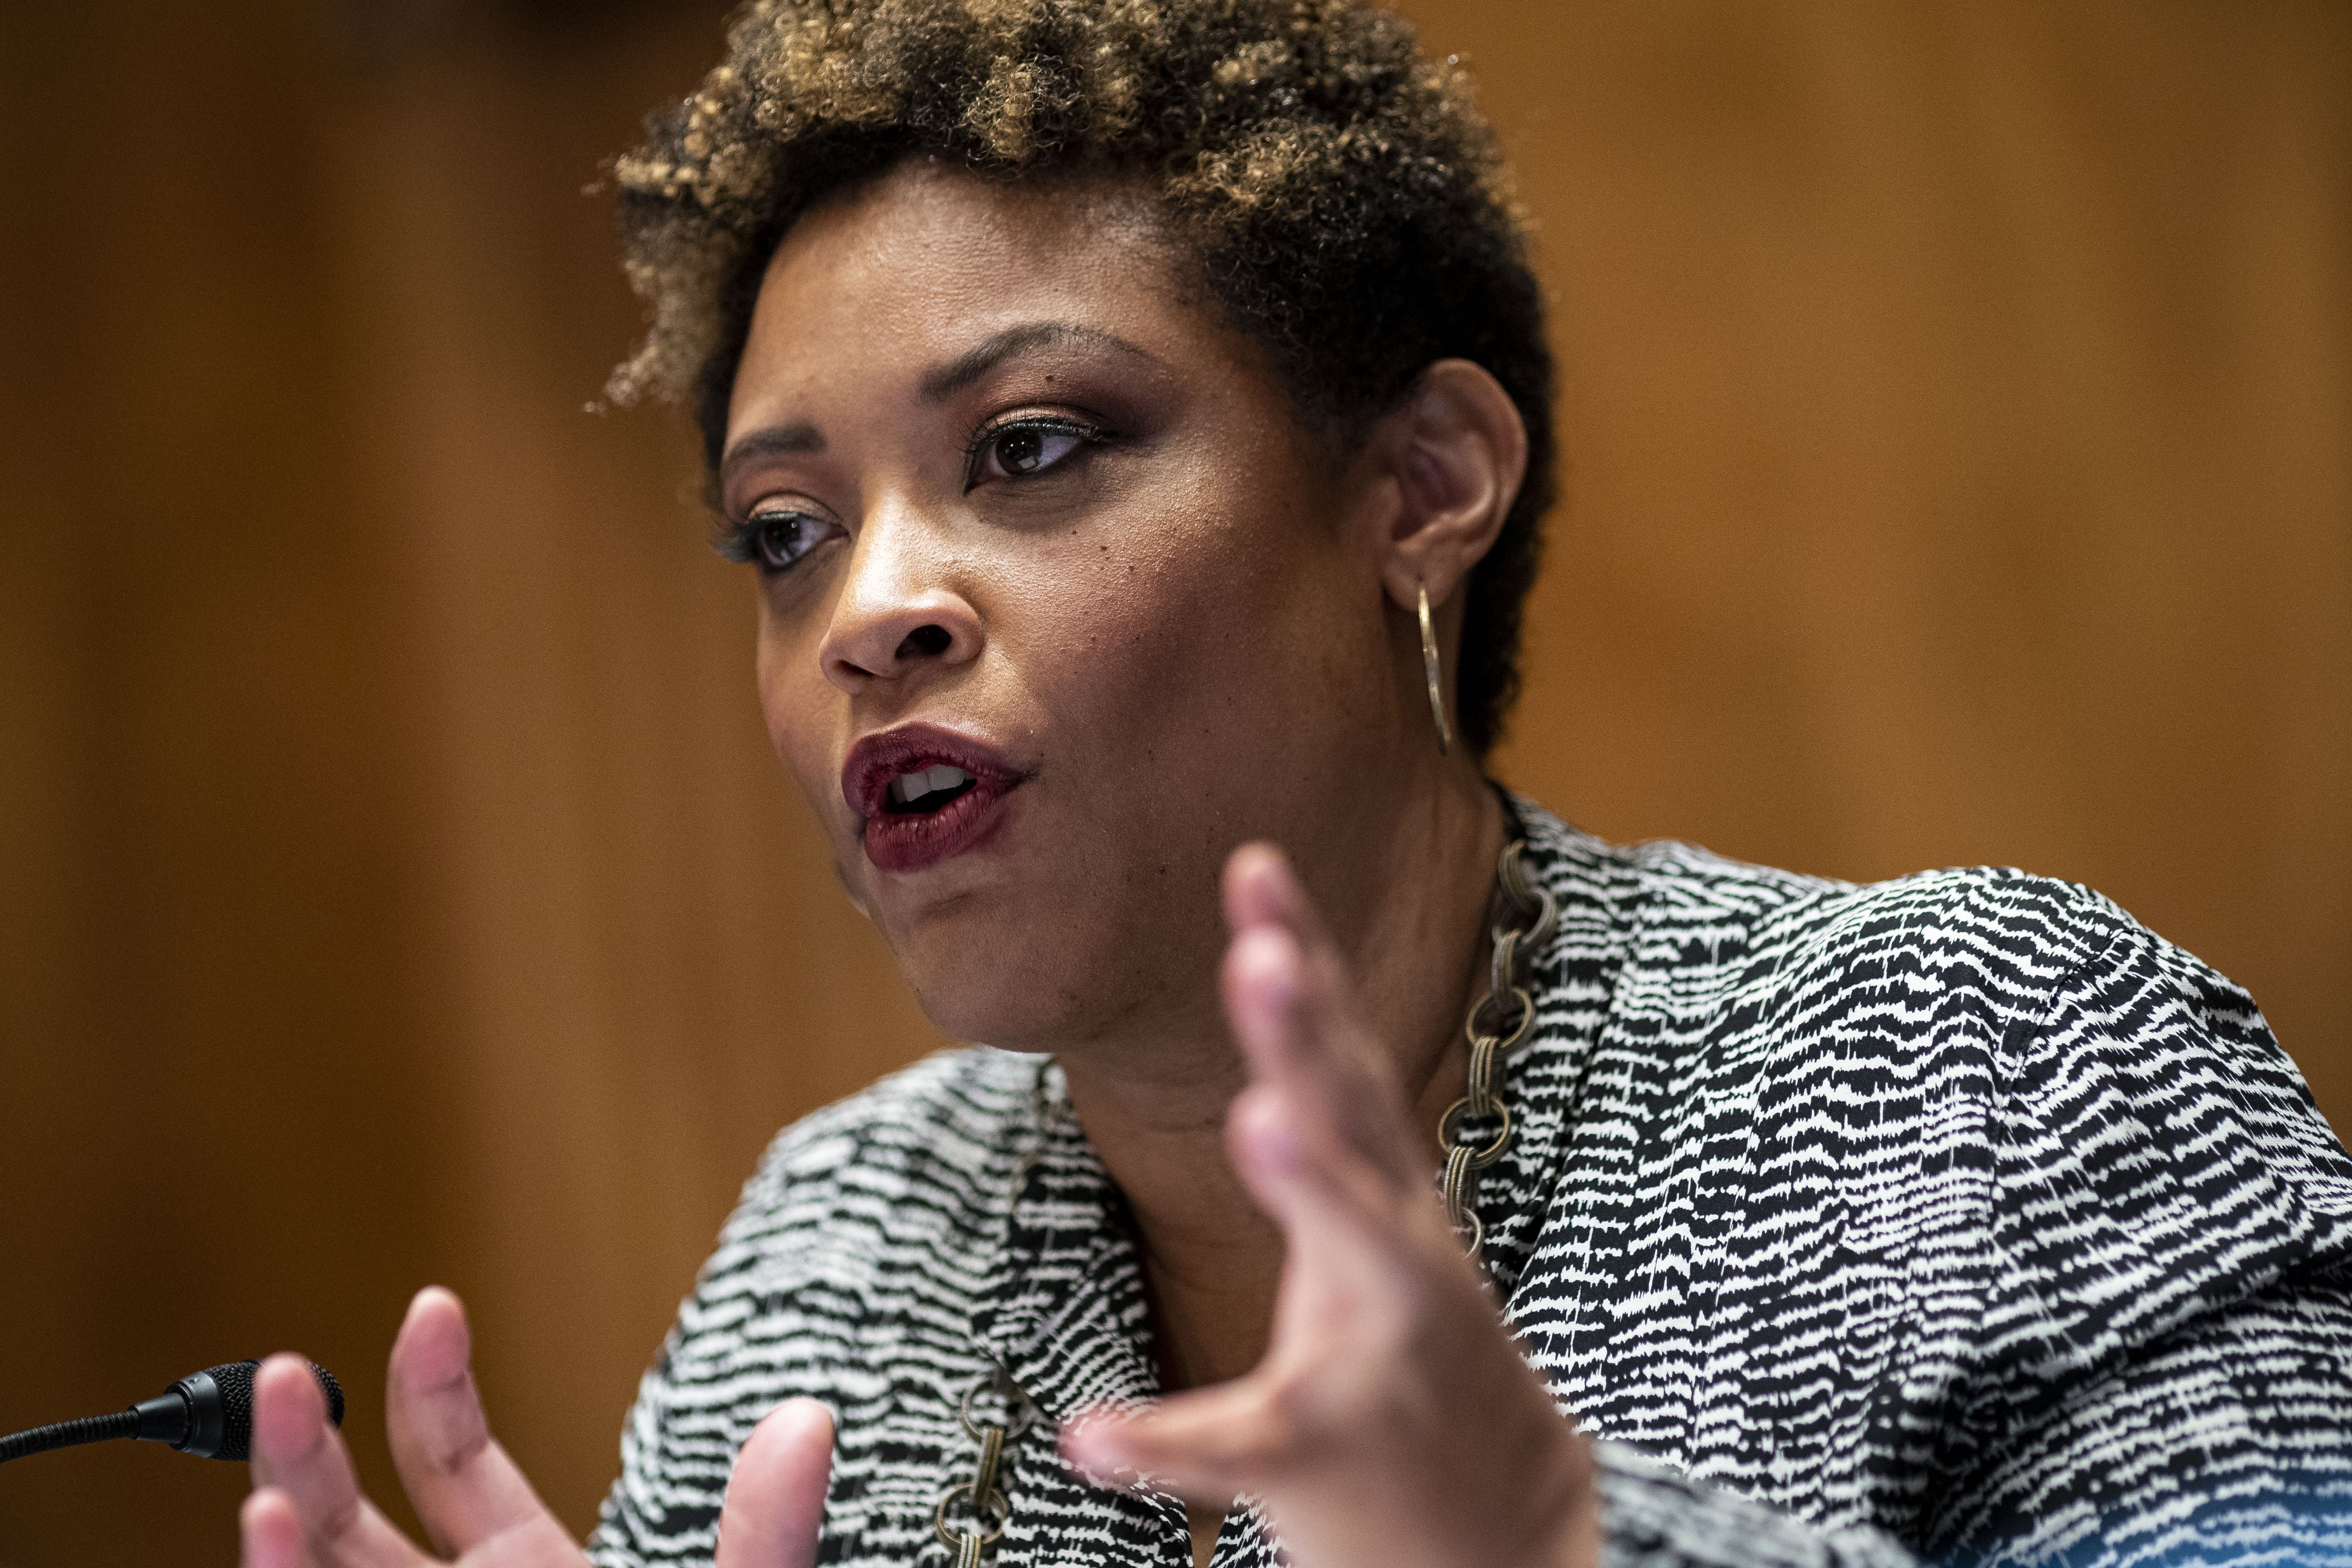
[238,2,2352,1566]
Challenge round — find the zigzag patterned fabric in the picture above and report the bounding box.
[587,797,2352,1568]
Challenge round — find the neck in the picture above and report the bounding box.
[1054,762,1507,1391]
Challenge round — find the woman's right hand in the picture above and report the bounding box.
[240,1287,832,1568]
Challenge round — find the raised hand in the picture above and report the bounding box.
[240,1287,832,1568]
[1062,845,1600,1568]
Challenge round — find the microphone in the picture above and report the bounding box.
[0,1359,344,1464]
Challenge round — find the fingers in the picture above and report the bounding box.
[1221,842,1322,946]
[384,1287,566,1559]
[1219,848,1352,1084]
[1219,846,1424,1201]
[1067,1360,1599,1568]
[1063,1386,1282,1505]
[1220,1081,1395,1270]
[1219,847,1399,1112]
[716,1399,835,1568]
[1216,844,1470,1331]
[249,1354,425,1568]
[240,1488,310,1568]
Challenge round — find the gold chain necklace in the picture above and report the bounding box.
[1438,837,1555,1267]
[933,1366,1039,1568]
[933,836,1552,1562]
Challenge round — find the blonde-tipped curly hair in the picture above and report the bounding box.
[613,0,1554,753]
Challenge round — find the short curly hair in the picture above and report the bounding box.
[612,0,1554,754]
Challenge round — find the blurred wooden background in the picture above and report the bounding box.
[1,0,2343,1562]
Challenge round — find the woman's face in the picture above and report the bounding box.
[724,161,1415,1054]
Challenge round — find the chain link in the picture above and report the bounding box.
[1438,838,1556,1266]
[933,1367,1038,1566]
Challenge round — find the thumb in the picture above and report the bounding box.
[1063,1383,1275,1504]
[716,1398,835,1568]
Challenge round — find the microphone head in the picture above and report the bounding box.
[174,1359,344,1461]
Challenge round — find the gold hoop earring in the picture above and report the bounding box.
[1418,581,1452,755]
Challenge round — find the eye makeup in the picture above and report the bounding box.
[716,506,841,574]
[962,412,1113,488]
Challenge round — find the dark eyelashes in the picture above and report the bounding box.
[962,411,1112,469]
[716,412,1114,573]
[714,510,832,575]
[711,515,768,566]
[959,409,1115,482]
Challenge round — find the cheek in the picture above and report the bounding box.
[1012,497,1365,782]
[754,595,840,819]
[1024,531,1219,711]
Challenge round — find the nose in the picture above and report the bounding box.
[818,511,982,693]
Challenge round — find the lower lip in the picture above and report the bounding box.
[860,781,1017,873]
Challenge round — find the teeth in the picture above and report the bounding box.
[885,765,974,807]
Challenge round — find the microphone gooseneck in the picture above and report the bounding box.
[0,1410,140,1464]
[0,1359,344,1465]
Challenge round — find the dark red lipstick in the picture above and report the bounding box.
[842,724,1026,873]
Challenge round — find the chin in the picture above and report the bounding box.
[859,879,1065,1046]
[901,955,1081,1053]
[898,913,1188,1057]
[838,790,1211,1050]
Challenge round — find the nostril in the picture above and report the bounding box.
[897,624,952,660]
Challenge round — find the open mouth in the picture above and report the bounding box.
[843,725,1025,874]
[882,764,978,815]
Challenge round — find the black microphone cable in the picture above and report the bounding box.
[0,1359,343,1464]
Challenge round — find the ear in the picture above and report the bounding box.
[1366,359,1529,616]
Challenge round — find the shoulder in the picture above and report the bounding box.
[688,1046,1040,1318]
[1632,831,2132,983]
[737,1044,1039,1208]
[591,1048,1041,1563]
[1535,794,2339,1188]
[1514,795,2352,1357]
[1509,792,2140,1031]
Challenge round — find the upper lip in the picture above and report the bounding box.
[841,723,1018,824]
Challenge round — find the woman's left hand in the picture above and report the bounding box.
[1062,844,1601,1568]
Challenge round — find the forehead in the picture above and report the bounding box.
[730,163,1212,419]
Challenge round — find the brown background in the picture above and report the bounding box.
[1,1,2344,1563]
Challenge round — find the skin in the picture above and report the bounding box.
[240,161,1596,1568]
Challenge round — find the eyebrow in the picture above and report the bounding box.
[718,421,824,490]
[718,322,1157,488]
[918,321,1159,404]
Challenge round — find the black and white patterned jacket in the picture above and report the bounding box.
[588,798,2352,1568]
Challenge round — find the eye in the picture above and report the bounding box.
[970,417,1100,484]
[721,507,838,574]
